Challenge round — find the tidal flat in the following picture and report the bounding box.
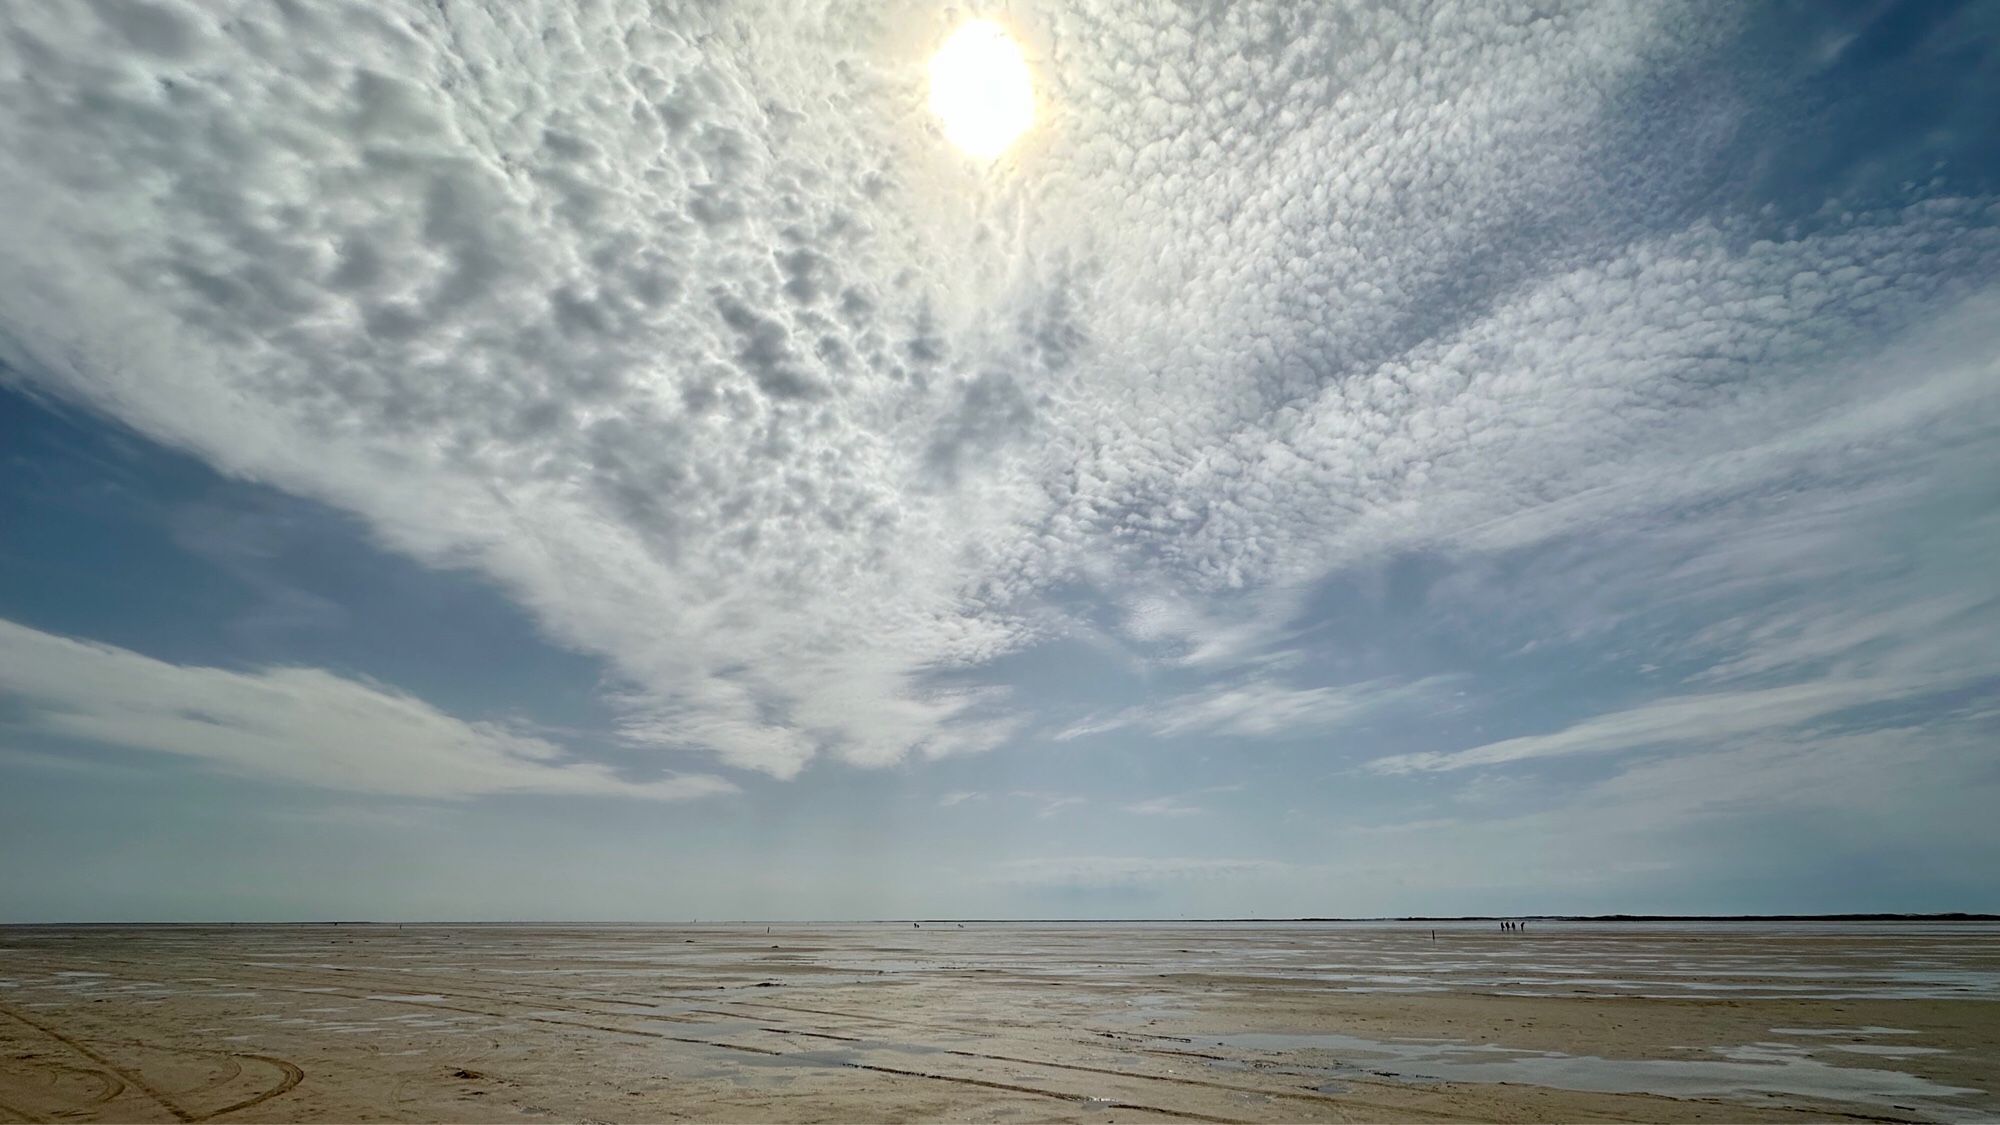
[0,921,1994,1122]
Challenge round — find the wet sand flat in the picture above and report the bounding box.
[0,922,1994,1122]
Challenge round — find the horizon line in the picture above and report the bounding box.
[4,911,1996,927]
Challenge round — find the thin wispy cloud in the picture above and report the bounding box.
[1121,785,1243,817]
[1122,797,1205,817]
[1020,792,1088,819]
[1369,679,1922,775]
[992,856,1291,893]
[0,618,733,801]
[1063,678,1455,742]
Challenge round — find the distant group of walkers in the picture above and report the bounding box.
[1429,921,1531,939]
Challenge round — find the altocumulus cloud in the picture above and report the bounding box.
[1,0,1997,792]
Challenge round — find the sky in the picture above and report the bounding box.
[1,0,1997,921]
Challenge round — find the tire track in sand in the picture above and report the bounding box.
[0,1001,192,1122]
[195,1055,305,1122]
[0,1096,48,1124]
[158,979,1239,1122]
[0,1002,303,1123]
[97,958,1419,1122]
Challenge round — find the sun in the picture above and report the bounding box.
[928,21,1034,160]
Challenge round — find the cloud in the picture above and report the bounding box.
[1062,677,1452,741]
[1369,408,2000,778]
[0,0,1995,786]
[933,789,1083,817]
[1121,796,1204,817]
[1330,705,2000,901]
[1581,715,2000,837]
[1120,783,1243,817]
[991,856,1289,892]
[1017,791,1087,819]
[1368,533,2000,778]
[1368,679,1923,774]
[0,618,733,801]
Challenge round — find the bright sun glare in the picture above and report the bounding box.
[928,21,1034,160]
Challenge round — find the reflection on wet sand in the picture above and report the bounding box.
[1189,1029,1979,1119]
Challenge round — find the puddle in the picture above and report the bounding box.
[1190,1031,1989,1119]
[725,1047,864,1070]
[1772,1026,1922,1037]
